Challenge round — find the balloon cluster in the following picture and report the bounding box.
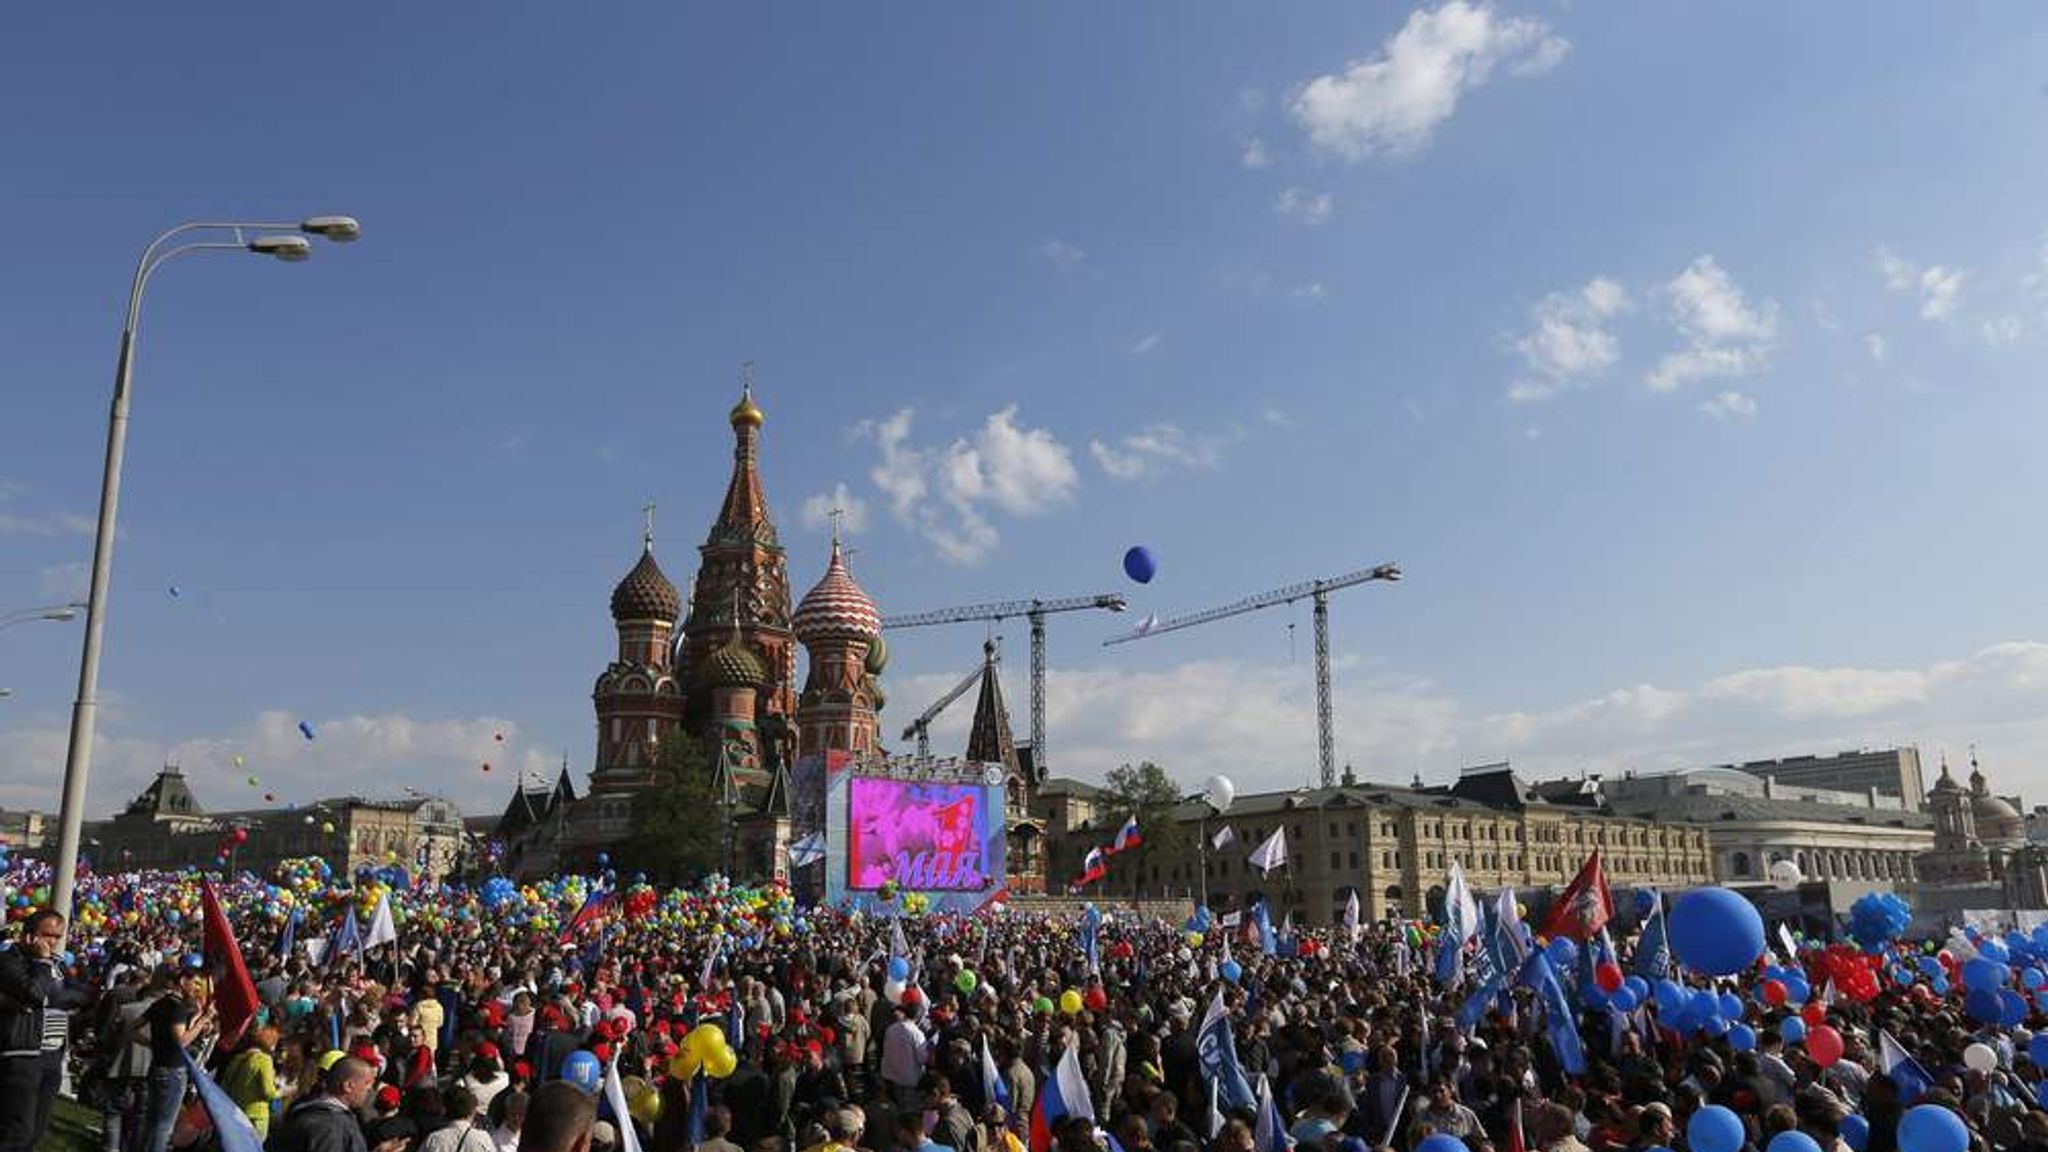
[1847,891,1912,952]
[666,1023,739,1080]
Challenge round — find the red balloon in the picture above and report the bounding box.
[1596,962,1624,993]
[231,827,249,844]
[1801,1002,1827,1027]
[1084,986,1109,1012]
[1762,979,1788,1006]
[1806,1023,1844,1068]
[902,987,923,1007]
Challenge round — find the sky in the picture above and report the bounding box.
[4,3,2048,821]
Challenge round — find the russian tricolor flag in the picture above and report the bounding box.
[1110,815,1141,855]
[1029,1040,1095,1152]
[1074,847,1108,888]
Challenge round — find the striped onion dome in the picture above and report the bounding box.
[610,546,681,622]
[793,540,881,645]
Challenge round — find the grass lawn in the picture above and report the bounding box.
[39,1096,102,1152]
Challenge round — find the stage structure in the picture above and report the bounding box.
[794,751,1008,914]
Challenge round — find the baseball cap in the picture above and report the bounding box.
[319,1050,346,1071]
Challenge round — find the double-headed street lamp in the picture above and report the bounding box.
[49,216,361,920]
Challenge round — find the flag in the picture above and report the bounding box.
[1029,1040,1095,1152]
[1521,950,1586,1076]
[982,1036,1012,1114]
[1506,1098,1526,1152]
[1253,1074,1291,1152]
[275,906,301,961]
[1251,899,1278,957]
[1878,1030,1935,1104]
[1111,815,1142,855]
[1247,827,1287,877]
[788,831,826,869]
[328,905,361,969]
[304,937,328,967]
[1540,849,1614,943]
[1781,922,1805,963]
[602,1053,646,1152]
[698,939,721,991]
[560,887,616,944]
[1343,890,1361,943]
[1196,990,1257,1114]
[1434,860,1478,988]
[1212,825,1236,851]
[200,881,260,1045]
[1495,887,1530,968]
[1075,847,1108,887]
[1080,903,1102,975]
[363,892,398,951]
[889,917,910,964]
[686,1072,708,1145]
[181,1050,264,1152]
[1206,1077,1225,1140]
[1459,893,1523,1028]
[1633,889,1670,980]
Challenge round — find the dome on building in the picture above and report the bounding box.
[864,634,889,675]
[1929,759,1963,795]
[730,385,764,429]
[700,634,768,689]
[793,540,881,645]
[610,546,682,622]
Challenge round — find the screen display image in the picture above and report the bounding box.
[847,777,997,891]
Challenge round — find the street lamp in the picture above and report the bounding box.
[0,603,85,632]
[49,216,360,920]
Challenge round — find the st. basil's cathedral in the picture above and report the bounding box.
[491,381,1046,892]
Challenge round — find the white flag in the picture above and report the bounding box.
[304,937,328,967]
[1247,827,1288,876]
[603,1053,646,1152]
[363,893,398,950]
[1212,825,1236,851]
[1343,890,1361,942]
[1779,922,1802,963]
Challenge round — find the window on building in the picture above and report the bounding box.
[1732,851,1752,877]
[1350,851,1359,868]
[1332,852,1342,869]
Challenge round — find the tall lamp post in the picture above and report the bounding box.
[50,216,360,920]
[0,603,84,632]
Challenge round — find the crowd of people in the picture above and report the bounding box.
[0,857,2041,1152]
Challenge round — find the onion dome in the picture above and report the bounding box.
[700,633,768,689]
[864,634,889,675]
[730,385,764,430]
[1931,759,1962,794]
[793,540,881,645]
[610,546,681,622]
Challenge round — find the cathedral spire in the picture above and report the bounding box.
[714,363,776,548]
[965,638,1019,772]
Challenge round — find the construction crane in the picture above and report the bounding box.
[883,593,1127,776]
[901,651,993,759]
[1104,563,1400,789]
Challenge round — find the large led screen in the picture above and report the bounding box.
[846,777,998,891]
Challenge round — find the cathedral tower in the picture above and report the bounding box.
[792,536,884,758]
[591,518,685,790]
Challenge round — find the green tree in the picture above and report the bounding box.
[1101,760,1191,901]
[620,732,723,885]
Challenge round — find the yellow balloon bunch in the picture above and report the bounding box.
[667,1022,739,1081]
[624,1076,661,1124]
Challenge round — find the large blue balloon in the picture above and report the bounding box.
[1122,546,1157,584]
[1897,1105,1968,1152]
[1962,958,2008,992]
[1418,1137,1468,1152]
[887,956,911,982]
[561,1050,603,1094]
[2000,989,2029,1028]
[1669,888,1765,975]
[2030,1033,2048,1067]
[1769,1132,1823,1152]
[1728,1023,1757,1052]
[1965,987,2003,1024]
[1781,1017,1807,1044]
[1718,992,1743,1019]
[1220,958,1243,984]
[1546,937,1578,969]
[1840,1117,1869,1152]
[1654,980,1686,1015]
[1688,1106,1746,1152]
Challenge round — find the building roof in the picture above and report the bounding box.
[1604,792,1934,830]
[964,640,1021,779]
[1036,777,1104,800]
[610,545,683,623]
[793,539,881,645]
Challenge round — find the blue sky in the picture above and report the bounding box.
[5,3,2048,818]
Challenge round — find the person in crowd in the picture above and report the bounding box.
[0,909,77,1152]
[273,1055,377,1152]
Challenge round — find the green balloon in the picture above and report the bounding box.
[1033,996,1054,1015]
[956,970,979,995]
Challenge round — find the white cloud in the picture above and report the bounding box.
[1275,187,1334,226]
[39,561,89,602]
[1089,424,1226,481]
[1876,246,1965,321]
[1982,315,2023,346]
[0,482,93,538]
[1241,137,1273,169]
[0,709,552,815]
[1697,390,1758,421]
[1647,256,1778,392]
[800,482,870,537]
[1866,332,1887,362]
[1291,283,1328,302]
[1507,275,1630,403]
[1130,332,1165,356]
[853,406,1079,564]
[922,640,2048,799]
[1290,1,1569,161]
[1038,239,1087,272]
[1261,406,1297,429]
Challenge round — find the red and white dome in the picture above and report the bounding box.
[793,541,881,645]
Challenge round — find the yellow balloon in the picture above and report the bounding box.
[667,1050,702,1080]
[624,1077,660,1124]
[1059,989,1083,1015]
[704,1044,738,1079]
[1187,931,1204,948]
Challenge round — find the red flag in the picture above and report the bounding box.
[1540,849,1614,942]
[1507,1098,1527,1152]
[200,881,260,1044]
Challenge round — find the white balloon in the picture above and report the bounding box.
[884,979,906,1005]
[1964,1042,1997,1073]
[1768,859,1804,891]
[1205,774,1236,813]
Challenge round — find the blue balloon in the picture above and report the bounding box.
[1691,990,1719,1017]
[1669,887,1765,976]
[2038,1082,2048,1111]
[1892,966,1916,986]
[561,1050,602,1094]
[1718,992,1743,1019]
[1546,937,1578,969]
[2029,1034,2048,1067]
[298,720,316,741]
[1781,1017,1807,1044]
[1689,1106,1746,1152]
[2025,968,2046,991]
[1220,958,1243,984]
[1919,955,1946,978]
[1965,987,2003,1024]
[1728,1023,1757,1051]
[1702,1015,1730,1038]
[1840,1117,1869,1152]
[1625,975,1650,999]
[1963,957,2008,992]
[1654,980,1686,1015]
[1610,986,1640,1012]
[887,957,911,982]
[1980,939,2012,964]
[1122,546,1157,585]
[2000,989,2029,1028]
[1418,1137,1467,1152]
[1897,1105,1968,1152]
[1931,975,1951,996]
[1784,975,1811,1004]
[1769,1132,1823,1152]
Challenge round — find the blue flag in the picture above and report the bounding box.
[1522,951,1587,1076]
[1196,990,1257,1113]
[1458,904,1511,1028]
[686,1071,708,1145]
[1633,891,1670,980]
[276,907,300,961]
[1253,899,1277,957]
[1080,904,1102,975]
[328,905,361,970]
[183,1050,265,1152]
[981,1037,1011,1114]
[1879,1030,1935,1104]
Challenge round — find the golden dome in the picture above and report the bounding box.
[730,386,764,429]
